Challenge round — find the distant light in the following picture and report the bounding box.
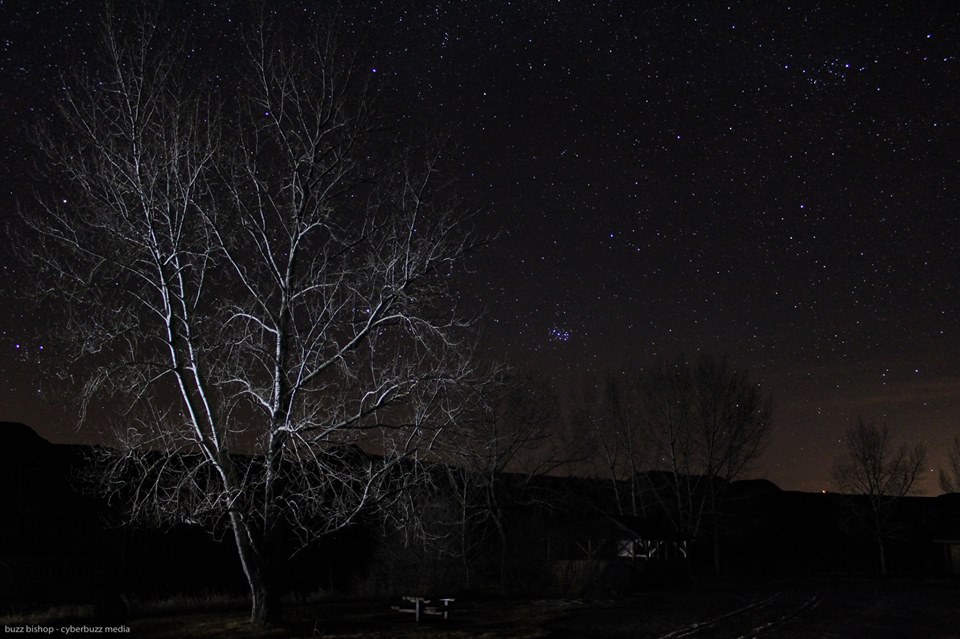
[371,67,378,73]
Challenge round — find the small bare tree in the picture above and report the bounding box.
[938,435,960,493]
[833,419,927,575]
[18,6,483,625]
[446,371,570,593]
[578,372,648,516]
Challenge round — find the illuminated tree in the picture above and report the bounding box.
[18,6,482,625]
[832,419,927,575]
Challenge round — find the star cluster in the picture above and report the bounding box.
[1,1,958,492]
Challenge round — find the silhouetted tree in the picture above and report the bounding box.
[832,419,927,575]
[17,5,484,625]
[447,370,571,592]
[578,371,648,516]
[640,354,772,575]
[581,356,771,575]
[938,435,960,493]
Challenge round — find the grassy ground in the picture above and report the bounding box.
[10,577,960,638]
[544,577,960,638]
[772,578,960,639]
[131,597,568,639]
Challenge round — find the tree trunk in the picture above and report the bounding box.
[495,517,509,595]
[874,515,887,576]
[230,515,283,626]
[878,538,888,576]
[250,575,281,627]
[712,515,722,576]
[609,475,624,515]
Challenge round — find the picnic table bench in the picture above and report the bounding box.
[392,596,456,621]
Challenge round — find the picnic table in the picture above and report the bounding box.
[392,596,456,621]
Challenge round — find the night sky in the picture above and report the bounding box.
[2,2,959,493]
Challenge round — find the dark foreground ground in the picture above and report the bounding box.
[5,578,959,638]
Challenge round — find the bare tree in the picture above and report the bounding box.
[578,356,770,575]
[578,372,648,516]
[18,6,484,625]
[938,435,960,493]
[637,357,703,543]
[640,354,772,575]
[832,419,927,575]
[446,370,570,592]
